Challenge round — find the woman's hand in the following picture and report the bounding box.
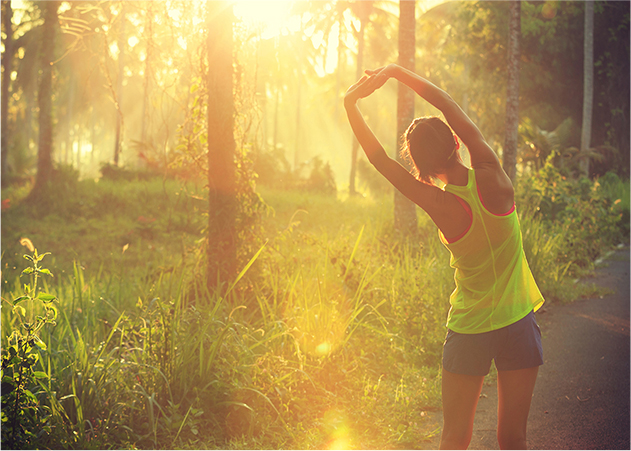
[365,63,399,78]
[344,73,388,107]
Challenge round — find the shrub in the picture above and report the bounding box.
[1,242,58,449]
[517,157,627,272]
[254,149,337,194]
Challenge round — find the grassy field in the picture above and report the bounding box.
[1,168,628,449]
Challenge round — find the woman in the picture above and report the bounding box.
[344,64,545,450]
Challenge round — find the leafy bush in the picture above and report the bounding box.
[356,158,392,197]
[517,157,627,272]
[254,149,337,194]
[1,242,59,449]
[2,166,625,449]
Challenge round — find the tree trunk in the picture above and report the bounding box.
[293,14,304,170]
[294,68,301,169]
[65,81,74,165]
[140,1,153,149]
[113,4,126,166]
[273,85,280,149]
[1,0,14,187]
[394,0,417,237]
[334,6,344,122]
[91,106,96,165]
[580,0,594,176]
[503,0,520,182]
[76,124,81,176]
[349,1,371,196]
[207,1,236,287]
[31,1,59,197]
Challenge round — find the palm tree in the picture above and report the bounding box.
[580,0,594,176]
[394,0,417,236]
[348,1,373,196]
[31,1,60,198]
[1,0,14,186]
[207,1,237,286]
[113,3,126,166]
[503,0,520,182]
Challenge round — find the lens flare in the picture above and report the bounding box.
[541,1,558,19]
[322,409,354,450]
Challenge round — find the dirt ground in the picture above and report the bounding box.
[423,246,630,450]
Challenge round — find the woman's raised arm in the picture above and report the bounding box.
[368,64,500,169]
[343,75,441,209]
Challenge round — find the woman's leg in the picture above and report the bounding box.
[440,368,485,450]
[496,366,539,450]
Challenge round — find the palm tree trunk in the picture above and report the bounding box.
[580,0,594,176]
[348,11,366,196]
[394,0,418,237]
[1,0,14,186]
[207,1,237,287]
[65,81,74,165]
[31,1,59,197]
[140,2,153,150]
[113,4,126,166]
[503,0,520,182]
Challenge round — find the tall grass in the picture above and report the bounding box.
[2,172,627,449]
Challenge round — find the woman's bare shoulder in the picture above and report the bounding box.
[473,164,514,214]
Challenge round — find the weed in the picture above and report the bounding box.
[1,240,57,449]
[1,165,627,449]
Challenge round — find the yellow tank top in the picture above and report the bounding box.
[439,169,544,334]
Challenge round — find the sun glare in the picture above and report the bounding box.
[233,1,297,39]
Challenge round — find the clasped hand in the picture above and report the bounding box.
[344,64,398,106]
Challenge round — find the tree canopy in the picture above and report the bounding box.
[1,0,628,189]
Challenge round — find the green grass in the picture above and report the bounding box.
[1,173,627,449]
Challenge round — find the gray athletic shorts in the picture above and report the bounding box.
[442,310,544,376]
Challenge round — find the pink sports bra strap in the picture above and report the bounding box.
[454,194,472,219]
[445,195,473,244]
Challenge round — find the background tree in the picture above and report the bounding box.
[580,0,594,176]
[30,1,59,198]
[348,0,373,196]
[113,3,126,166]
[503,0,520,182]
[207,1,237,286]
[591,1,630,176]
[394,0,417,236]
[1,0,14,187]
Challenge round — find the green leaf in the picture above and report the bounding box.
[12,295,29,305]
[23,254,34,262]
[39,268,53,277]
[33,337,47,351]
[37,293,57,303]
[36,252,51,263]
[33,371,48,379]
[22,267,34,275]
[12,305,26,317]
[45,304,58,321]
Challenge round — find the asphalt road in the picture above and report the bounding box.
[424,247,630,450]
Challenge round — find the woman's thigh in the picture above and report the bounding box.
[496,366,539,448]
[440,368,485,449]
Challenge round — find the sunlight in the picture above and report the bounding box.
[323,409,354,450]
[234,1,297,40]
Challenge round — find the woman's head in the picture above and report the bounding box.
[402,117,461,183]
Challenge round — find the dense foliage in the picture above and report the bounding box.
[1,164,627,449]
[1,0,629,448]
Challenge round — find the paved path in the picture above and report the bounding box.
[425,247,630,450]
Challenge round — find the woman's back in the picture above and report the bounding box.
[440,168,544,333]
